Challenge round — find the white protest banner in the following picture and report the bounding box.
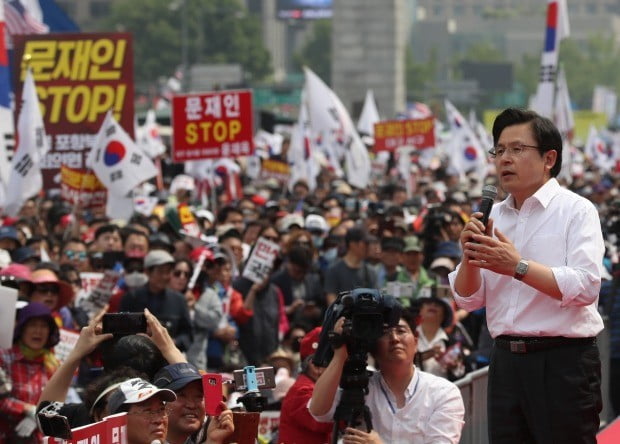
[242,237,280,284]
[0,286,18,348]
[79,270,121,318]
[55,328,81,364]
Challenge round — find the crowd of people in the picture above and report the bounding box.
[0,106,618,443]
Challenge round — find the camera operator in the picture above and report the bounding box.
[308,309,464,443]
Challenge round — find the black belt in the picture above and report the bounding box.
[494,335,596,354]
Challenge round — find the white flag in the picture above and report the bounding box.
[304,67,370,188]
[288,89,319,192]
[3,69,49,216]
[553,66,575,182]
[554,67,574,138]
[137,109,166,158]
[584,125,614,172]
[530,0,570,117]
[444,100,488,180]
[357,90,380,137]
[87,111,158,197]
[254,129,283,159]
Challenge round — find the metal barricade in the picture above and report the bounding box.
[455,367,488,444]
[454,322,612,443]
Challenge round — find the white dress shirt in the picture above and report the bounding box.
[309,367,464,443]
[416,325,449,378]
[448,178,605,338]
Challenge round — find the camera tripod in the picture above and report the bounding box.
[330,347,374,444]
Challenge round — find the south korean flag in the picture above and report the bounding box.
[87,111,158,197]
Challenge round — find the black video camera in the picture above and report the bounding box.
[313,288,402,368]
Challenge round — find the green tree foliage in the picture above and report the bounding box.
[97,0,271,86]
[459,41,505,63]
[292,20,331,84]
[516,34,620,109]
[405,47,438,95]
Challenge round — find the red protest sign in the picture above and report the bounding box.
[12,33,134,190]
[172,90,254,161]
[373,117,435,151]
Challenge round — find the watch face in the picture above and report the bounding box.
[515,260,528,279]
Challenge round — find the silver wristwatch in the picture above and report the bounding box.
[514,259,529,281]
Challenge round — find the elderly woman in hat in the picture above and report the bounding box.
[27,268,75,328]
[414,296,466,381]
[0,302,61,443]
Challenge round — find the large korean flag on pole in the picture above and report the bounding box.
[445,100,487,180]
[3,69,49,216]
[87,110,157,197]
[304,67,370,189]
[530,0,570,118]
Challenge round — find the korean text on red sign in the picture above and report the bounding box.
[172,90,254,161]
[373,117,435,151]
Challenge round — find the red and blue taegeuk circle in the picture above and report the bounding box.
[104,141,126,166]
[464,146,478,160]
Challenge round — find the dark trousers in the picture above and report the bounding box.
[488,342,602,444]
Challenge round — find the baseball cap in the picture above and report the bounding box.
[277,213,305,233]
[430,257,456,272]
[0,226,20,245]
[144,249,175,268]
[153,362,202,392]
[300,327,322,361]
[403,236,423,253]
[12,246,41,265]
[305,214,329,233]
[107,378,176,414]
[433,241,461,260]
[149,232,174,253]
[381,237,405,252]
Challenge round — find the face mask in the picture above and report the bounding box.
[312,235,324,249]
[125,272,148,288]
[323,247,338,263]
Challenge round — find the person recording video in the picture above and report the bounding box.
[450,108,605,443]
[308,309,464,443]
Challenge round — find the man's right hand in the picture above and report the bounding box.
[460,213,494,259]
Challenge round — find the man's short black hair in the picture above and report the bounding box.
[288,245,312,271]
[217,205,242,224]
[345,226,369,248]
[94,224,121,240]
[492,107,562,178]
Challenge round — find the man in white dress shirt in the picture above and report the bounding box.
[450,107,604,443]
[308,309,464,443]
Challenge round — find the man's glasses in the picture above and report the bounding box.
[34,284,60,294]
[488,143,540,159]
[172,270,190,278]
[381,325,412,338]
[128,405,172,420]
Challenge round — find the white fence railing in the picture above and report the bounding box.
[454,322,612,444]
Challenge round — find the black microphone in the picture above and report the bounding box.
[477,184,497,229]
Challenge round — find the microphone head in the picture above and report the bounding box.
[481,185,497,200]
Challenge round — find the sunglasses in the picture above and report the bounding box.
[34,284,60,294]
[64,250,88,261]
[173,270,190,278]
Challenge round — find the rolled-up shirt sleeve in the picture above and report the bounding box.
[448,266,487,312]
[552,202,604,308]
